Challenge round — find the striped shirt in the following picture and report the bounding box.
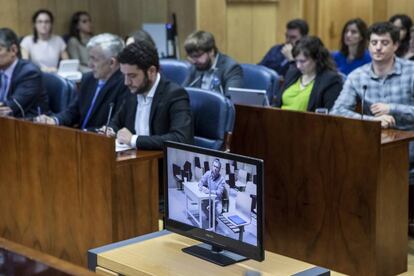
[331,57,414,130]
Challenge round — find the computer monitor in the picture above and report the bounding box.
[164,141,264,266]
[228,87,270,107]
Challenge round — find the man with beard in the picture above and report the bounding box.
[182,31,243,96]
[105,41,193,150]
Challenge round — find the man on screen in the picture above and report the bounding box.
[198,158,225,229]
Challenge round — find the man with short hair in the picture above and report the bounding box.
[36,33,128,130]
[331,21,414,129]
[259,19,309,76]
[198,158,225,228]
[0,28,48,117]
[106,41,193,150]
[182,30,243,96]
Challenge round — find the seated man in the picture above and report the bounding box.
[35,33,128,130]
[106,41,193,150]
[0,28,48,117]
[182,30,243,96]
[331,21,414,130]
[259,19,309,77]
[198,159,225,228]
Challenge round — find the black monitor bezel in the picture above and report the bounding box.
[163,141,264,262]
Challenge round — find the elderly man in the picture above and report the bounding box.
[0,28,48,117]
[35,33,128,130]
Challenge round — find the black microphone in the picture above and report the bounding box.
[104,102,114,136]
[188,74,202,87]
[12,98,25,119]
[361,85,368,120]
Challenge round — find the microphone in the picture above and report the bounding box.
[188,74,202,87]
[361,85,367,120]
[12,98,25,119]
[104,102,114,136]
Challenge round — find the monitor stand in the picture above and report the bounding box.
[182,243,247,266]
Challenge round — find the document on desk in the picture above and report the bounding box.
[228,215,246,225]
[115,139,134,152]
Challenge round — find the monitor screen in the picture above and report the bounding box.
[164,141,264,265]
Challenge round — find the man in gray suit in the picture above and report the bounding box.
[182,30,243,96]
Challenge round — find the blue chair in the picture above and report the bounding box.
[240,64,280,104]
[185,87,235,151]
[42,73,77,113]
[160,59,191,86]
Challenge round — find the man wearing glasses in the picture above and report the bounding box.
[182,30,243,96]
[259,19,309,77]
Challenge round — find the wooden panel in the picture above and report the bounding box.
[275,0,304,43]
[54,0,90,35]
[142,0,168,23]
[386,0,414,19]
[227,3,253,62]
[114,159,159,240]
[88,0,120,35]
[252,3,278,63]
[0,118,160,267]
[16,0,57,36]
[231,105,408,275]
[117,0,143,38]
[0,0,19,33]
[196,0,227,52]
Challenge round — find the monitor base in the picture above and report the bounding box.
[182,243,247,266]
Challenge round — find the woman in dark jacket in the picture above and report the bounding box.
[275,36,343,112]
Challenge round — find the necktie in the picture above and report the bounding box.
[81,81,105,129]
[0,73,8,102]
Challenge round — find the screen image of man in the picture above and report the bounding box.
[0,28,48,117]
[182,30,243,96]
[198,159,225,229]
[106,41,193,150]
[35,33,128,130]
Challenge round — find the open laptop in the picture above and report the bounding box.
[57,59,82,82]
[228,87,270,107]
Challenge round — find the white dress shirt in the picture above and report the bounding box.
[130,73,161,147]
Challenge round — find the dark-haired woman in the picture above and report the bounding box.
[389,14,413,57]
[274,36,342,112]
[67,11,93,72]
[20,9,68,72]
[332,18,371,75]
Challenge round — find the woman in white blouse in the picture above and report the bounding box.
[20,9,68,72]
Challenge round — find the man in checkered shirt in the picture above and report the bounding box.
[331,21,414,130]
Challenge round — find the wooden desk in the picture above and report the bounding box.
[88,230,341,276]
[0,237,95,276]
[0,117,162,266]
[231,105,414,275]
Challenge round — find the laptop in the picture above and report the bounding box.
[57,59,82,82]
[228,87,270,107]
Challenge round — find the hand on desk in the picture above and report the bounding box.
[96,126,116,137]
[373,114,395,128]
[199,186,210,194]
[371,103,390,116]
[33,115,57,125]
[117,128,133,146]
[0,106,12,116]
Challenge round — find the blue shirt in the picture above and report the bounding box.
[258,44,292,76]
[331,57,414,130]
[332,50,371,76]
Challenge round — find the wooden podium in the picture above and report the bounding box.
[231,105,413,276]
[0,117,162,266]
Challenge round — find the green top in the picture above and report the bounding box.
[281,78,314,111]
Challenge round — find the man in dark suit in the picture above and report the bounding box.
[35,33,128,130]
[106,41,193,150]
[182,31,243,96]
[0,28,48,117]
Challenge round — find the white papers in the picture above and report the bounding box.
[115,139,134,152]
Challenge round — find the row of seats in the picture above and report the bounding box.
[42,71,235,152]
[159,59,281,104]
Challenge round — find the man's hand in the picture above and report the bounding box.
[0,106,12,116]
[281,43,294,61]
[117,127,133,145]
[34,115,57,125]
[202,186,209,194]
[370,103,390,116]
[373,114,396,128]
[96,126,116,137]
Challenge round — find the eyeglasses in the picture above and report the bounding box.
[36,20,51,24]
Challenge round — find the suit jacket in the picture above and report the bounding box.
[275,67,343,111]
[4,59,48,117]
[55,69,128,129]
[182,52,243,96]
[110,77,194,150]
